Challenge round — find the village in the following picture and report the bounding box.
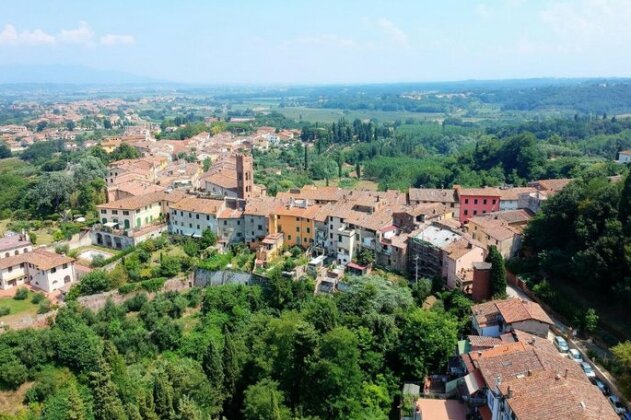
[1,107,628,419]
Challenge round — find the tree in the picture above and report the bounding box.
[612,341,631,397]
[153,371,176,420]
[200,228,217,248]
[619,172,631,233]
[304,144,308,171]
[222,330,238,398]
[355,161,361,178]
[27,172,75,216]
[486,245,507,298]
[0,141,10,159]
[355,248,375,266]
[243,379,291,420]
[66,121,76,131]
[397,309,459,378]
[110,143,140,161]
[583,308,598,333]
[203,157,212,172]
[202,339,225,406]
[177,396,201,420]
[41,382,87,420]
[89,358,127,420]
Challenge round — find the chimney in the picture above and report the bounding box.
[527,370,532,376]
[564,368,569,378]
[506,386,513,399]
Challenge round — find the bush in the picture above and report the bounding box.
[0,307,10,316]
[124,292,148,312]
[141,277,167,293]
[119,283,141,295]
[14,287,28,300]
[37,299,51,314]
[54,244,69,255]
[31,293,45,304]
[28,232,37,245]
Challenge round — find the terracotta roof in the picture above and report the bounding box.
[468,216,519,241]
[467,335,504,348]
[274,202,322,219]
[443,238,480,260]
[472,300,502,328]
[276,185,349,203]
[496,298,554,325]
[0,248,74,270]
[111,180,165,197]
[244,197,281,217]
[169,197,223,215]
[415,399,467,420]
[499,187,537,201]
[528,178,572,193]
[203,171,238,189]
[0,234,31,253]
[499,368,618,419]
[217,208,243,219]
[408,188,457,203]
[458,187,502,197]
[98,191,187,211]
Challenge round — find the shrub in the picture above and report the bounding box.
[28,232,37,245]
[124,292,148,312]
[119,283,141,295]
[37,299,51,314]
[54,244,69,255]
[0,307,11,316]
[141,277,167,293]
[14,287,28,300]
[90,254,106,268]
[31,293,45,304]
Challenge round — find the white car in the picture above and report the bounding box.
[581,362,596,378]
[568,349,583,363]
[554,336,569,352]
[607,395,626,414]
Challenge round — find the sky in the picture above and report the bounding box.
[1,0,631,84]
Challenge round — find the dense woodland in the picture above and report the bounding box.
[0,275,469,419]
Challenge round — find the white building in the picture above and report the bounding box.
[617,149,631,164]
[0,233,32,259]
[169,197,223,237]
[0,249,76,292]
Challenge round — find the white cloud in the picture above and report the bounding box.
[100,34,135,46]
[0,22,135,48]
[376,18,408,46]
[0,24,55,46]
[476,3,493,19]
[59,21,95,46]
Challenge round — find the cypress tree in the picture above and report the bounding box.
[153,371,175,420]
[618,172,631,233]
[486,245,507,299]
[223,331,238,398]
[304,145,308,171]
[203,339,225,394]
[89,358,127,420]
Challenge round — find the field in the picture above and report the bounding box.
[277,106,445,123]
[0,290,40,320]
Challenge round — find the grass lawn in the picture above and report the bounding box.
[0,291,40,319]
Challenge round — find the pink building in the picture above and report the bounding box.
[457,188,501,222]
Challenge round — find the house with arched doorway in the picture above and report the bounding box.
[0,248,76,293]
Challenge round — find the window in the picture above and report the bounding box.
[8,266,12,273]
[51,267,57,273]
[288,235,292,240]
[492,199,497,205]
[296,226,300,232]
[14,250,18,255]
[338,235,342,242]
[100,209,106,214]
[123,211,129,216]
[63,263,68,269]
[257,224,263,230]
[483,199,487,205]
[237,220,241,225]
[197,225,201,230]
[196,214,200,219]
[464,199,469,204]
[464,210,468,216]
[296,217,300,221]
[329,233,333,239]
[474,199,478,205]
[189,212,192,217]
[223,220,227,226]
[206,215,210,221]
[473,210,478,215]
[189,223,192,228]
[306,227,310,233]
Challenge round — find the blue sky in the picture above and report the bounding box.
[1,0,630,84]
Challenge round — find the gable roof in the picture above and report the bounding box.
[0,248,74,270]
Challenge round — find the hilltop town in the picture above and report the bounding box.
[0,83,630,419]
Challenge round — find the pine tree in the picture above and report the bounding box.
[486,245,507,298]
[153,371,176,420]
[304,144,308,171]
[355,162,361,179]
[89,358,127,420]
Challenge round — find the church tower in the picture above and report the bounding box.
[236,153,253,199]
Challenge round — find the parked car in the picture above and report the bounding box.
[591,377,610,395]
[621,410,631,420]
[607,395,626,415]
[581,362,596,378]
[568,349,583,363]
[554,336,569,352]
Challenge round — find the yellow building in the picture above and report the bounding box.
[97,191,186,231]
[271,199,320,248]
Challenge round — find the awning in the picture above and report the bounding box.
[463,372,481,395]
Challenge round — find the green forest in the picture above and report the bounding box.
[0,275,469,419]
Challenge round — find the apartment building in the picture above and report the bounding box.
[272,198,320,249]
[168,196,224,237]
[457,188,502,223]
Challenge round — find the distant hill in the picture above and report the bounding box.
[0,64,164,85]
